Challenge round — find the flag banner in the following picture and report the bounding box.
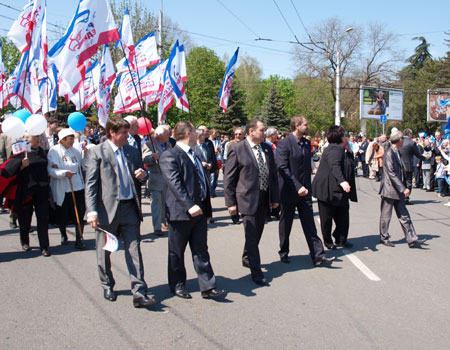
[12,140,31,156]
[7,0,43,53]
[117,8,136,70]
[116,32,159,74]
[96,46,115,127]
[169,43,189,112]
[48,0,120,95]
[158,45,177,123]
[0,40,6,82]
[113,71,141,114]
[40,64,58,115]
[101,229,119,253]
[141,61,166,106]
[1,67,20,109]
[219,47,239,113]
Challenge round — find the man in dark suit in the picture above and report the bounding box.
[159,121,224,300]
[399,129,428,204]
[276,116,335,266]
[359,136,369,177]
[198,125,219,198]
[224,118,279,286]
[379,131,427,248]
[85,117,156,307]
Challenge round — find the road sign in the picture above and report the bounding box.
[380,115,387,124]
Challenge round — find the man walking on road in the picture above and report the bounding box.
[379,131,427,248]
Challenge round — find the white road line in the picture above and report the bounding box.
[342,250,381,281]
[316,218,381,281]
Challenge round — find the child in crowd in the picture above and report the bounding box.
[434,156,446,197]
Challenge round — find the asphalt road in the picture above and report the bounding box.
[1,174,450,350]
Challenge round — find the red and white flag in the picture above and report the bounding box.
[117,8,136,70]
[48,0,119,95]
[96,45,116,127]
[116,32,159,74]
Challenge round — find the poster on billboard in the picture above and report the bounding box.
[427,90,450,122]
[360,86,403,121]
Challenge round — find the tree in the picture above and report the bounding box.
[260,83,288,130]
[185,47,224,126]
[0,37,21,76]
[213,86,247,136]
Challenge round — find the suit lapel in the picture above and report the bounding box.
[104,141,120,180]
[244,139,259,170]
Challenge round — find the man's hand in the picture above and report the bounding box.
[188,205,203,217]
[152,152,159,161]
[228,205,238,216]
[270,203,279,209]
[21,156,29,170]
[404,188,410,198]
[134,168,146,180]
[297,186,308,197]
[65,170,75,179]
[87,214,98,229]
[340,181,351,193]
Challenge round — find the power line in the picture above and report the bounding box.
[0,2,66,30]
[289,0,312,41]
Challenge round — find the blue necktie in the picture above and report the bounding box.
[189,149,207,201]
[116,148,132,198]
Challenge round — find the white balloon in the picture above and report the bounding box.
[25,114,48,136]
[1,116,25,139]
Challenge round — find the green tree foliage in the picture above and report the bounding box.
[213,85,247,136]
[260,83,288,130]
[0,37,21,76]
[185,47,224,126]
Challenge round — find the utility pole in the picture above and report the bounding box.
[158,2,163,60]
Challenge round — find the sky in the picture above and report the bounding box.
[1,0,449,79]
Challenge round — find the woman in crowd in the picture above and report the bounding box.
[2,133,51,256]
[312,126,357,250]
[47,129,87,249]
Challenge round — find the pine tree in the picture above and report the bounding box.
[260,83,288,130]
[213,86,247,136]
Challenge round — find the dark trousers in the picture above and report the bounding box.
[168,215,216,292]
[16,188,49,251]
[405,171,413,193]
[96,200,147,296]
[317,200,350,245]
[413,166,422,188]
[278,198,326,263]
[56,190,85,242]
[437,178,445,195]
[362,161,369,177]
[379,197,418,243]
[242,191,269,281]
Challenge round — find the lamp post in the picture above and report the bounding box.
[334,27,353,126]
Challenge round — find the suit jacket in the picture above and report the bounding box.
[84,141,147,225]
[204,138,219,172]
[0,134,15,164]
[379,146,406,200]
[399,136,425,172]
[276,133,312,204]
[142,138,171,191]
[224,139,279,215]
[359,141,369,162]
[160,144,205,221]
[312,144,349,204]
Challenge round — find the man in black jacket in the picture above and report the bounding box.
[398,129,429,204]
[276,116,335,266]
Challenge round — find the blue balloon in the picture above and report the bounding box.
[68,112,87,132]
[13,109,32,123]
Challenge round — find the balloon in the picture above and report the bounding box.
[13,109,32,124]
[68,112,87,132]
[25,114,48,136]
[137,117,152,135]
[2,116,25,139]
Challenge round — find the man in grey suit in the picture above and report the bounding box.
[85,117,156,307]
[379,131,427,248]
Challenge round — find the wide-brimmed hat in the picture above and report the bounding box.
[58,128,76,141]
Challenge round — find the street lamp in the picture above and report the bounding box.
[335,27,353,126]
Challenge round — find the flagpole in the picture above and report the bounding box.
[20,52,31,110]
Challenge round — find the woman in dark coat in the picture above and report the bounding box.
[311,126,357,250]
[2,133,51,256]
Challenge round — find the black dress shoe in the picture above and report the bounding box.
[174,289,192,299]
[41,249,51,257]
[280,255,290,263]
[61,236,68,245]
[408,239,427,248]
[133,294,157,308]
[242,259,250,268]
[22,244,31,251]
[253,278,269,286]
[324,243,337,250]
[104,288,117,302]
[381,240,395,247]
[75,241,88,250]
[201,288,225,299]
[314,256,336,266]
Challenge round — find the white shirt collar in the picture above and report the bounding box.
[107,139,120,153]
[246,137,260,149]
[176,141,191,153]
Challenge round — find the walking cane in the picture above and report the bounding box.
[68,177,83,239]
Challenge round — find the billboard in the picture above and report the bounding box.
[427,90,450,122]
[360,86,403,121]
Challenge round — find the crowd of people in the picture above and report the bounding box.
[0,113,448,307]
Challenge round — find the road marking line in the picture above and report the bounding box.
[342,249,381,281]
[316,218,381,281]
